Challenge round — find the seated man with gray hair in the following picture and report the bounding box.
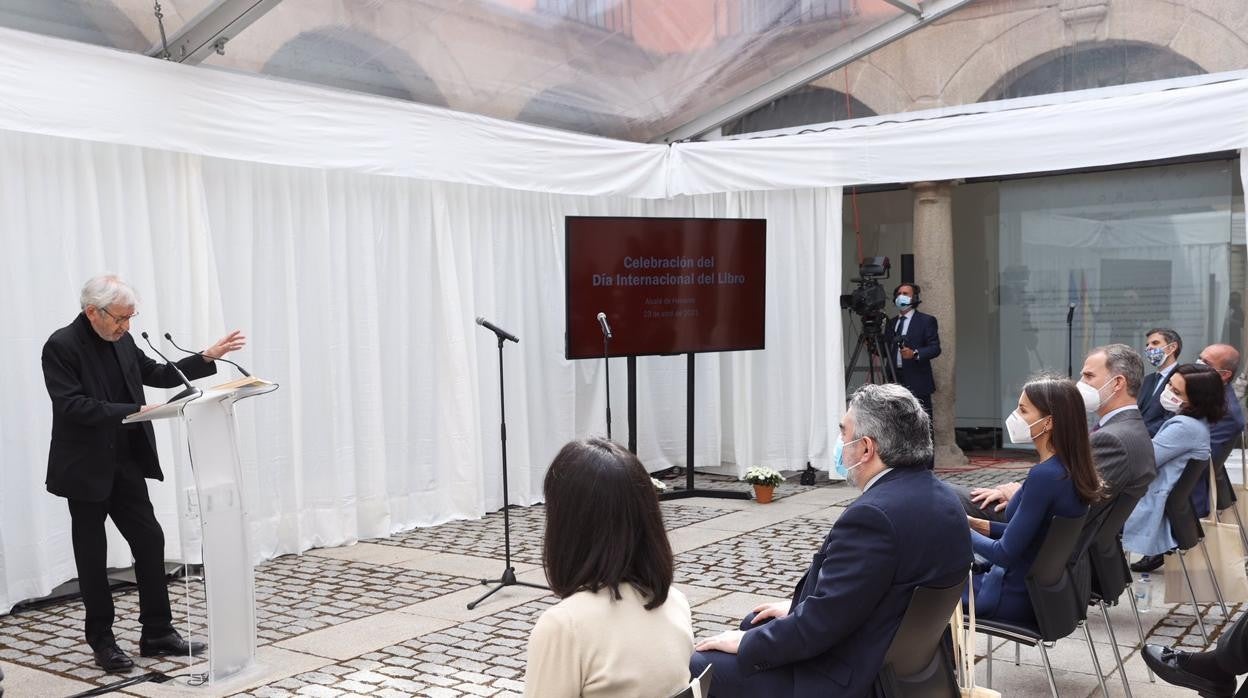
[689,383,971,697]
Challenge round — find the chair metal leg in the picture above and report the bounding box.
[986,635,992,688]
[1177,550,1212,645]
[1100,601,1133,698]
[1082,621,1109,698]
[1015,641,1020,666]
[1126,583,1156,683]
[1038,641,1059,698]
[1197,538,1230,617]
[1230,504,1248,555]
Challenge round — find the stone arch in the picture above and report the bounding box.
[514,84,630,139]
[263,27,447,106]
[721,86,878,136]
[980,41,1204,102]
[937,0,1248,109]
[0,0,146,50]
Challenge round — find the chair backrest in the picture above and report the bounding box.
[1165,458,1210,550]
[1024,513,1088,641]
[1087,493,1141,603]
[1212,440,1238,510]
[874,581,966,697]
[670,664,713,698]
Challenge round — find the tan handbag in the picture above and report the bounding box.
[950,572,1003,698]
[1163,460,1248,604]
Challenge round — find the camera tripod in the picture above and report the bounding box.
[844,325,897,386]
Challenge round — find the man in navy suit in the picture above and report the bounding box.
[1137,327,1182,436]
[883,284,941,423]
[689,384,972,698]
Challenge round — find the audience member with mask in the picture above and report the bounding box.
[1139,328,1183,436]
[964,376,1103,625]
[689,384,969,697]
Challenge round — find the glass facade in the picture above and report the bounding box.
[843,158,1246,451]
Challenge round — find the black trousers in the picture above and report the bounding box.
[1217,607,1248,677]
[66,460,173,650]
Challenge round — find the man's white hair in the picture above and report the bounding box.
[80,274,138,310]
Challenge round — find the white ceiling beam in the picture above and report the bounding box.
[147,0,284,64]
[881,0,923,17]
[653,0,976,144]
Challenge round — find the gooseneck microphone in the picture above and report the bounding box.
[140,331,200,402]
[597,312,612,339]
[476,316,519,343]
[164,332,251,377]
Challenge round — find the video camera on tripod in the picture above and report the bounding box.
[841,257,897,384]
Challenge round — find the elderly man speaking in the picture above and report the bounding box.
[689,384,971,697]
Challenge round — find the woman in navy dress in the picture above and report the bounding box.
[967,376,1105,625]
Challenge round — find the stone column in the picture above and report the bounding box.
[912,181,967,467]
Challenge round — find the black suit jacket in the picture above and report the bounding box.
[1137,370,1172,437]
[883,310,941,396]
[42,313,217,501]
[735,468,972,697]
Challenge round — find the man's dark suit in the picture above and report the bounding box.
[884,310,941,417]
[42,313,216,648]
[1138,368,1175,437]
[690,468,972,698]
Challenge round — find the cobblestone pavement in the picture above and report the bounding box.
[0,462,1224,696]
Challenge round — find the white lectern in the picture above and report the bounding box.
[125,376,278,683]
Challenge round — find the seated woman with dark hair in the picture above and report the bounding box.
[966,376,1103,625]
[523,438,693,698]
[1124,363,1226,564]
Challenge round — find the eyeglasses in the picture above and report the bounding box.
[98,307,138,324]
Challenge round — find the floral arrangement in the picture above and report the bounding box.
[651,477,668,492]
[743,466,784,487]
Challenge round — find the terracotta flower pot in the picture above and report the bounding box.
[753,484,775,504]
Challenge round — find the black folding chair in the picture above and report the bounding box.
[970,513,1103,698]
[875,581,966,698]
[1211,438,1248,554]
[1164,458,1228,645]
[1087,492,1151,695]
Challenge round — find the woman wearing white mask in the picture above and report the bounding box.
[1123,364,1226,563]
[966,376,1103,625]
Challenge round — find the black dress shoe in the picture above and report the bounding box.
[1130,554,1166,573]
[139,630,206,658]
[92,642,135,674]
[1142,645,1235,697]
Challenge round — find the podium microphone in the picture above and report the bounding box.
[597,312,612,339]
[476,316,519,343]
[164,332,251,377]
[141,331,200,402]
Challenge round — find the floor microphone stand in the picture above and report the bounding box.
[603,332,612,441]
[468,333,547,609]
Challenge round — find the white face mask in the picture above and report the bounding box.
[1006,410,1049,444]
[1077,377,1117,412]
[1160,387,1184,413]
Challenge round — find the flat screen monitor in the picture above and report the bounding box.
[565,216,766,359]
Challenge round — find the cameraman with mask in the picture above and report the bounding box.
[884,283,941,428]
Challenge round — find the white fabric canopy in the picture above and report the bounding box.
[0,128,843,612]
[2,27,1248,198]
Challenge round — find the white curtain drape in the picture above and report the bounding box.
[0,128,843,612]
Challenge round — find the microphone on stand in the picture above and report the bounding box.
[164,332,251,377]
[141,331,200,402]
[1065,302,1077,378]
[597,312,612,339]
[476,317,519,343]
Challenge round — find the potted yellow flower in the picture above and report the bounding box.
[743,467,784,503]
